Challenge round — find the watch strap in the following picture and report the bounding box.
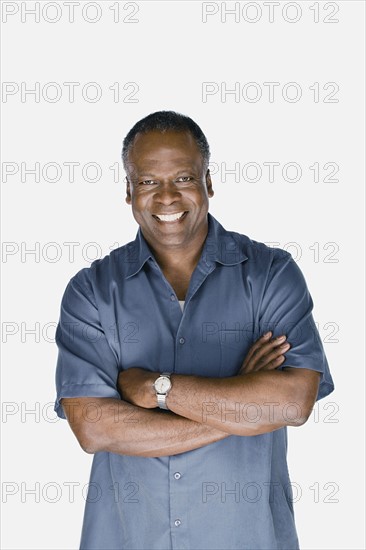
[157,393,169,410]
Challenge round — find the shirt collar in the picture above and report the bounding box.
[201,213,248,267]
[124,213,248,279]
[123,227,154,279]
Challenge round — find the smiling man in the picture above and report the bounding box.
[54,111,334,550]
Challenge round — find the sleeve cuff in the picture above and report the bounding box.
[54,384,121,419]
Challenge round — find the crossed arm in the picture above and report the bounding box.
[61,332,320,458]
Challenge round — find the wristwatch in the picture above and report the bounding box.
[153,372,172,410]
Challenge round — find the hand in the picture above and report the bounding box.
[238,332,290,375]
[118,367,157,409]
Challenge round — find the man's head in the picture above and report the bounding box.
[122,111,210,171]
[122,111,214,253]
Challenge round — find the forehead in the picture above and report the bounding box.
[126,130,203,172]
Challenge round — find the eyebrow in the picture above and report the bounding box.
[132,167,200,179]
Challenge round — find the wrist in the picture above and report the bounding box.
[144,372,158,408]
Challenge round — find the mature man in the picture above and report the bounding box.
[55,111,334,550]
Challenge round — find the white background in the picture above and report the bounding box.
[1,1,365,549]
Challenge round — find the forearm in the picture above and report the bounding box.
[166,369,318,436]
[62,397,230,458]
[117,335,319,437]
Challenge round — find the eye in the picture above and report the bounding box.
[139,180,156,185]
[176,176,193,183]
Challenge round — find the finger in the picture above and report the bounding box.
[250,345,290,372]
[251,341,290,369]
[241,340,290,374]
[243,334,287,370]
[256,342,290,368]
[257,354,286,371]
[242,331,272,367]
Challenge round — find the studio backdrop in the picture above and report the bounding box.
[1,1,365,549]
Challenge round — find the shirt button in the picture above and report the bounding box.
[174,472,181,480]
[174,519,181,527]
[170,294,175,301]
[179,337,185,345]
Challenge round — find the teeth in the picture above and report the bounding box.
[156,212,185,222]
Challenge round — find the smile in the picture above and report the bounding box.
[153,211,187,222]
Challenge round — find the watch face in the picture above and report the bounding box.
[155,376,171,394]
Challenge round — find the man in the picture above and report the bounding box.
[55,111,334,550]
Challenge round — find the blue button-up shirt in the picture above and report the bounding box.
[55,213,334,550]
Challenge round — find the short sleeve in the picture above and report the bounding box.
[259,252,334,401]
[54,272,120,419]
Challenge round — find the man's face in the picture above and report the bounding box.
[125,130,214,250]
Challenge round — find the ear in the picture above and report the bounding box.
[125,178,132,204]
[205,169,214,198]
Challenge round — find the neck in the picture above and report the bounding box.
[145,228,208,274]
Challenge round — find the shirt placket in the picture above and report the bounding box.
[167,261,216,549]
[150,256,217,549]
[168,452,189,550]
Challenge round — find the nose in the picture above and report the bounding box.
[154,181,182,204]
